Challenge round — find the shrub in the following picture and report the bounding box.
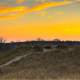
[32,45,43,52]
[44,45,52,50]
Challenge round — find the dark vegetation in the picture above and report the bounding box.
[0,39,80,79]
[0,39,80,65]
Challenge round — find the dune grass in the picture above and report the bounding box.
[0,46,80,80]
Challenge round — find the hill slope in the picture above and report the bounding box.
[0,46,80,80]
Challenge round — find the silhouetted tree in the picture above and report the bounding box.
[0,37,6,51]
[53,38,61,42]
[0,37,6,43]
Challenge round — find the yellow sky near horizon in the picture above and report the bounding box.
[0,0,80,41]
[0,17,80,41]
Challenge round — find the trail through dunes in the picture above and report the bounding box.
[0,47,80,80]
[0,52,33,68]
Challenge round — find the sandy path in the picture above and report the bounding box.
[0,52,32,68]
[0,49,54,68]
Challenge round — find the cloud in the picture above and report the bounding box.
[0,1,72,19]
[65,0,80,2]
[16,0,25,4]
[30,2,71,11]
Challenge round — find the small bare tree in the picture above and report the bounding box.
[53,39,61,42]
[0,37,6,43]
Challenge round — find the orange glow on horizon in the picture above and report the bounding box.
[0,20,80,41]
[0,1,80,41]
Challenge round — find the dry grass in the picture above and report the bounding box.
[0,46,80,80]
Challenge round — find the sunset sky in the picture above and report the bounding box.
[0,0,80,42]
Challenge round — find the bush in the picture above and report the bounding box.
[56,43,68,49]
[32,45,43,52]
[44,45,52,49]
